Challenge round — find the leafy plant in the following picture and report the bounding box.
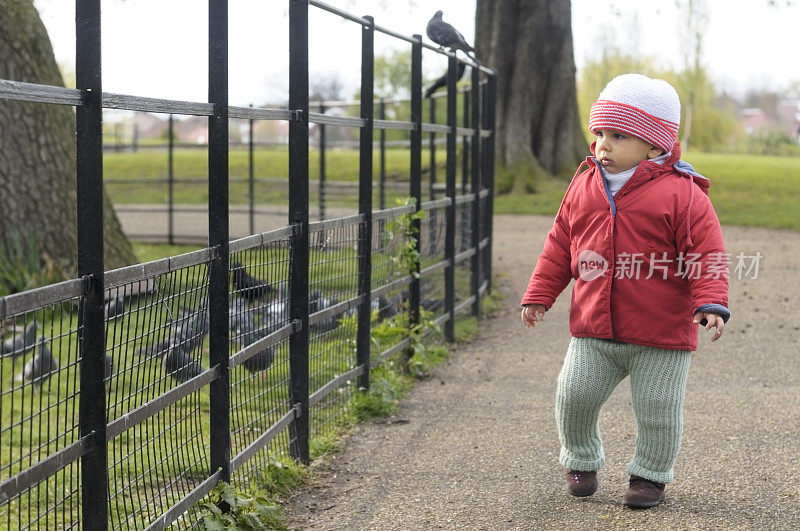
[382,197,426,279]
[200,482,286,530]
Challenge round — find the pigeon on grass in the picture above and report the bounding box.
[231,262,275,303]
[1,321,39,359]
[15,337,59,386]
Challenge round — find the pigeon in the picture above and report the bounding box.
[231,262,275,303]
[135,304,208,359]
[241,344,274,373]
[309,290,340,334]
[259,282,289,330]
[162,347,204,383]
[426,10,475,57]
[105,293,126,320]
[229,295,277,373]
[16,337,59,385]
[1,320,39,359]
[344,295,401,323]
[424,62,466,98]
[230,296,259,347]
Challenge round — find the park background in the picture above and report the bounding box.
[1,1,799,529]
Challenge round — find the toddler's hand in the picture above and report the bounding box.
[521,304,546,328]
[693,312,725,342]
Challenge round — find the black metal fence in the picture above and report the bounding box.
[0,1,495,528]
[108,90,470,244]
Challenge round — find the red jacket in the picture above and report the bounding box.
[521,143,729,351]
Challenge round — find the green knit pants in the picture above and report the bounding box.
[555,337,691,484]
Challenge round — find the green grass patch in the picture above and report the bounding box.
[492,151,800,231]
[688,151,800,231]
[103,146,450,206]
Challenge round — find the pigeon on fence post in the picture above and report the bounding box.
[426,10,475,58]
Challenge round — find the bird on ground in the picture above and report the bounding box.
[259,282,289,330]
[424,62,466,98]
[241,343,275,373]
[309,289,340,334]
[231,262,275,303]
[1,320,39,359]
[426,10,475,57]
[230,295,277,373]
[15,337,59,386]
[105,293,126,320]
[135,304,208,359]
[162,347,204,383]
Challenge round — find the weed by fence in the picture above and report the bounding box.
[0,0,495,528]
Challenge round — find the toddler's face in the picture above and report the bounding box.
[593,129,662,173]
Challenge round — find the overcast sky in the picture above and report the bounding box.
[32,0,800,107]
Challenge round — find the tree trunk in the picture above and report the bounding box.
[475,0,585,187]
[0,0,136,280]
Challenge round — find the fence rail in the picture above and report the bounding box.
[0,1,495,528]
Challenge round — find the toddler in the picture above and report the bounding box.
[520,74,730,509]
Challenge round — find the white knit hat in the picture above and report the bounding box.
[588,74,681,153]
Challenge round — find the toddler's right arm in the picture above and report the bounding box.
[521,303,546,328]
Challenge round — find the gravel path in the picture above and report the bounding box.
[283,214,800,530]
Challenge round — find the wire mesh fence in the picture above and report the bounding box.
[0,1,496,528]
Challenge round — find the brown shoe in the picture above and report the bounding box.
[622,475,665,508]
[566,469,598,497]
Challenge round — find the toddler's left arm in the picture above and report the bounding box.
[692,311,725,342]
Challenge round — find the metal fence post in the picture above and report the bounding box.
[428,97,436,200]
[470,68,482,317]
[288,0,310,464]
[356,15,375,390]
[249,105,255,235]
[444,54,457,342]
[208,0,231,484]
[319,101,326,221]
[408,34,423,339]
[483,74,497,293]
[208,0,231,482]
[75,1,109,528]
[379,97,386,210]
[168,114,175,245]
[462,87,469,194]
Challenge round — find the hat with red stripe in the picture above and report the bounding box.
[588,74,681,153]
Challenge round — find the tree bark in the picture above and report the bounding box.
[475,0,585,185]
[0,0,136,279]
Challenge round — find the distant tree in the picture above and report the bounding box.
[676,0,709,151]
[475,0,585,191]
[310,73,344,103]
[0,0,136,287]
[373,49,411,100]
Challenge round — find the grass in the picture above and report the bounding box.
[689,152,800,231]
[106,146,800,231]
[2,208,498,528]
[491,151,800,231]
[103,146,448,207]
